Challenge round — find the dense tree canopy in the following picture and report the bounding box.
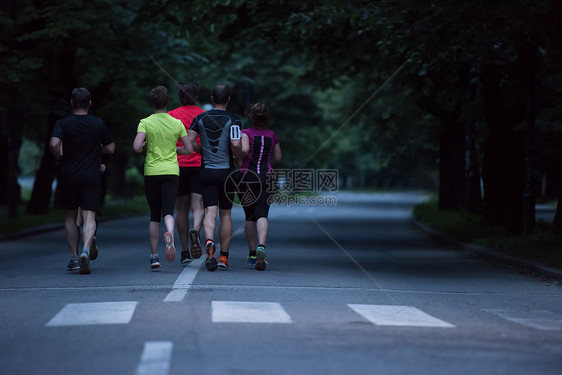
[1,0,561,234]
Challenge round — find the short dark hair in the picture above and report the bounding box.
[211,84,231,105]
[150,85,169,109]
[245,103,271,129]
[177,82,199,106]
[71,87,91,110]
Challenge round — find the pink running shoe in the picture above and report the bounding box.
[164,232,176,262]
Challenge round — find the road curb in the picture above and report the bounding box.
[0,214,140,242]
[412,218,562,282]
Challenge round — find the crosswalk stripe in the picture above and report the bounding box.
[348,304,455,328]
[45,301,138,327]
[212,301,292,323]
[484,309,562,331]
[135,341,173,375]
[42,300,560,331]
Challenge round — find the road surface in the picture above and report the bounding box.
[0,192,560,374]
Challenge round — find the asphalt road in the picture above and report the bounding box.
[0,192,560,375]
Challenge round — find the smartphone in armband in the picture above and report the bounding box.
[230,125,241,140]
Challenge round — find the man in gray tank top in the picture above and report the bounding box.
[187,84,244,271]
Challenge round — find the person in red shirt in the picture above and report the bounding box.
[168,82,205,263]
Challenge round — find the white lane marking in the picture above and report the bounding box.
[163,227,244,302]
[45,301,138,327]
[164,289,188,302]
[348,304,455,328]
[135,341,173,375]
[163,258,204,302]
[212,301,292,323]
[484,309,562,331]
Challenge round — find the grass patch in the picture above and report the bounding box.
[414,199,562,269]
[0,195,149,236]
[100,195,149,217]
[0,208,67,235]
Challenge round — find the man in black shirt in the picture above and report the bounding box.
[49,88,115,274]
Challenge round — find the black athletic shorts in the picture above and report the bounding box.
[177,166,201,196]
[144,174,179,222]
[59,177,101,212]
[237,171,271,222]
[200,168,237,210]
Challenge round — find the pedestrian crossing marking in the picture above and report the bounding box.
[41,300,561,331]
[45,301,138,327]
[348,304,455,328]
[135,341,173,375]
[484,309,562,331]
[212,301,292,323]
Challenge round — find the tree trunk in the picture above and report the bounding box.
[1,1,23,217]
[439,116,465,211]
[552,159,562,234]
[481,61,527,234]
[26,133,57,214]
[465,121,482,213]
[7,114,22,217]
[553,192,562,235]
[106,152,128,198]
[26,41,76,214]
[0,135,11,204]
[0,99,23,217]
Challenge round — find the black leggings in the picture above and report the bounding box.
[238,172,271,222]
[144,175,179,222]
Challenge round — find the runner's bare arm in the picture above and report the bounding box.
[101,142,115,154]
[273,143,282,161]
[188,130,201,154]
[133,132,146,153]
[49,137,62,160]
[232,133,249,164]
[177,135,194,155]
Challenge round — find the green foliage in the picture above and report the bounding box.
[0,208,66,235]
[414,199,505,242]
[18,138,42,175]
[4,0,562,204]
[0,195,148,235]
[414,200,562,268]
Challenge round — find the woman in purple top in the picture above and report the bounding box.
[239,103,282,270]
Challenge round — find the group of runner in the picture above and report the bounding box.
[50,84,281,275]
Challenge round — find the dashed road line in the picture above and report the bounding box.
[163,258,204,302]
[163,227,244,302]
[135,341,173,375]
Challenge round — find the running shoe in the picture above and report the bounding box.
[255,245,267,271]
[218,255,230,270]
[181,249,192,264]
[189,230,202,259]
[79,251,91,274]
[90,236,98,261]
[205,241,218,272]
[66,258,79,271]
[164,231,176,262]
[150,253,160,270]
[247,255,257,267]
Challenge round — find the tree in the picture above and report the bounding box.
[4,0,561,238]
